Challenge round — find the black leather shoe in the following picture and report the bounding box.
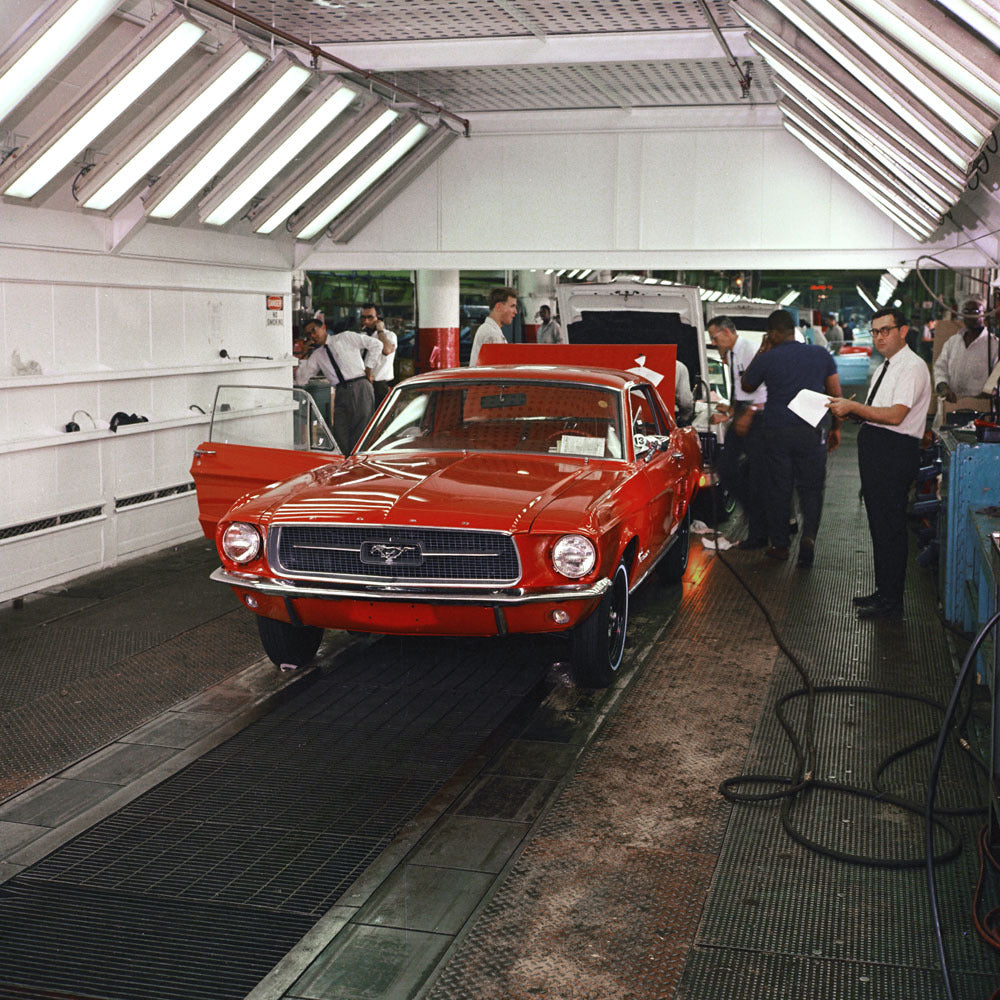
[852,592,881,608]
[738,537,768,550]
[857,601,903,621]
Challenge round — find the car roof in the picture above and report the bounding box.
[403,364,636,391]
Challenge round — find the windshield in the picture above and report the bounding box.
[359,380,625,459]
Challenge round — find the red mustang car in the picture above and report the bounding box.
[191,348,701,686]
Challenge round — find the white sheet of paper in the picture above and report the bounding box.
[626,354,665,387]
[788,388,831,427]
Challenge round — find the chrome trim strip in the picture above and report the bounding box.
[212,567,610,605]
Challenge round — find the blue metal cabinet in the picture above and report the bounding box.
[939,430,1000,623]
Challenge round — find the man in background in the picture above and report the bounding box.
[742,309,842,567]
[537,303,567,344]
[933,297,998,403]
[295,317,384,454]
[470,287,518,365]
[359,302,397,408]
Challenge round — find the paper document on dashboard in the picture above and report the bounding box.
[788,388,832,427]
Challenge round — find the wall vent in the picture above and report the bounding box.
[114,481,196,510]
[0,505,105,541]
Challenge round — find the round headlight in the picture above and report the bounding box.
[221,522,262,564]
[552,534,597,578]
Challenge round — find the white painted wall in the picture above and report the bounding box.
[303,108,995,270]
[0,202,295,604]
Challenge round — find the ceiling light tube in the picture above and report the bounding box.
[936,0,1000,50]
[198,77,358,227]
[845,0,1000,116]
[780,101,942,226]
[746,31,966,200]
[78,38,267,212]
[294,121,429,240]
[856,283,879,312]
[734,0,976,171]
[254,106,399,235]
[145,53,310,220]
[783,0,994,146]
[1,8,204,200]
[779,97,950,216]
[0,0,120,125]
[783,122,934,240]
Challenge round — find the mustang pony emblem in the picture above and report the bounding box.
[361,541,424,566]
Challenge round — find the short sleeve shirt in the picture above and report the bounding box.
[743,340,837,427]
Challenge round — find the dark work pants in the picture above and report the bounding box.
[333,377,375,455]
[718,414,768,541]
[764,423,827,548]
[857,423,920,608]
[373,380,393,409]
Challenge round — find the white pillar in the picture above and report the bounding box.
[416,269,460,371]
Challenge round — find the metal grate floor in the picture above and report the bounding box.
[0,635,550,999]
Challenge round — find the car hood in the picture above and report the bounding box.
[232,452,633,534]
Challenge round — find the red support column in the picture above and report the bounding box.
[417,327,460,371]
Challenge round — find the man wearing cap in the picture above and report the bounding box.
[933,297,998,402]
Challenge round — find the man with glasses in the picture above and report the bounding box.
[933,297,998,403]
[827,308,931,621]
[359,303,397,408]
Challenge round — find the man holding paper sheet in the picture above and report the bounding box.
[827,308,931,621]
[742,309,841,567]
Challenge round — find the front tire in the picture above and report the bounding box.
[572,561,629,687]
[257,615,324,668]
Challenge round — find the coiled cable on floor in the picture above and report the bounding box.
[925,608,1000,1000]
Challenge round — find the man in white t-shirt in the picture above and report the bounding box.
[359,302,397,407]
[827,308,931,621]
[933,297,998,402]
[537,304,567,344]
[470,287,518,366]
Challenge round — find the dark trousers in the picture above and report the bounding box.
[764,423,827,548]
[857,424,920,608]
[333,378,375,455]
[373,380,393,408]
[718,413,767,541]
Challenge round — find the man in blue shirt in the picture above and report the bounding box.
[743,309,842,566]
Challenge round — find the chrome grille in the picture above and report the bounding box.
[272,525,520,584]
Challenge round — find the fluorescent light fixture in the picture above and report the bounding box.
[734,0,975,171]
[556,269,568,277]
[778,290,800,307]
[577,269,594,280]
[783,121,933,240]
[1,9,204,200]
[847,0,1000,116]
[0,0,120,124]
[565,269,580,279]
[643,277,659,284]
[146,54,310,220]
[199,78,358,227]
[295,121,429,240]
[746,31,966,201]
[856,283,879,312]
[937,0,1000,50]
[257,108,401,235]
[787,0,994,146]
[79,39,267,212]
[779,97,950,216]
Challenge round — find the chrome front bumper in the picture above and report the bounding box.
[211,567,611,605]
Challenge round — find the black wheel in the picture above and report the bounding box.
[572,561,629,687]
[257,615,323,668]
[657,508,691,583]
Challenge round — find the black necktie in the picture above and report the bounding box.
[865,359,889,405]
[323,344,347,385]
[729,353,737,401]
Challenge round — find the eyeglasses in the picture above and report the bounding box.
[871,324,899,336]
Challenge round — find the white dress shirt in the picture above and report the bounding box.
[934,328,999,397]
[295,330,383,386]
[729,335,767,406]
[537,318,567,344]
[865,345,931,439]
[368,328,397,382]
[470,316,507,366]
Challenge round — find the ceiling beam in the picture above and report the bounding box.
[319,29,756,73]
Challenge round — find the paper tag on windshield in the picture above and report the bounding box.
[627,354,664,387]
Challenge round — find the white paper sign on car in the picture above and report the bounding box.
[626,354,665,387]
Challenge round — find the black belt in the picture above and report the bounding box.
[338,376,366,385]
